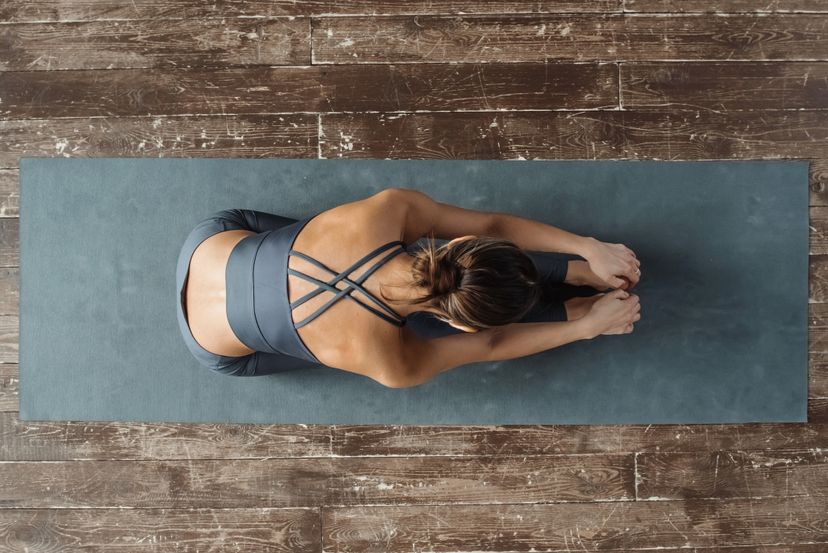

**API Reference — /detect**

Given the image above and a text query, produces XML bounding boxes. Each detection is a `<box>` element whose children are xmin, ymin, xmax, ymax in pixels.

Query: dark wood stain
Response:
<box><xmin>313</xmin><ymin>15</ymin><xmax>828</xmax><ymax>63</ymax></box>
<box><xmin>622</xmin><ymin>62</ymin><xmax>828</xmax><ymax>110</ymax></box>
<box><xmin>0</xmin><ymin>3</ymin><xmax>825</xmax><ymax>552</ymax></box>
<box><xmin>0</xmin><ymin>1</ymin><xmax>623</xmax><ymax>23</ymax></box>
<box><xmin>626</xmin><ymin>0</ymin><xmax>828</xmax><ymax>12</ymax></box>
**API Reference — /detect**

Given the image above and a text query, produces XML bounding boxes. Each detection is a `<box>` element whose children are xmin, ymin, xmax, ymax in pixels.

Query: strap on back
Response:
<box><xmin>288</xmin><ymin>240</ymin><xmax>407</xmax><ymax>329</ymax></box>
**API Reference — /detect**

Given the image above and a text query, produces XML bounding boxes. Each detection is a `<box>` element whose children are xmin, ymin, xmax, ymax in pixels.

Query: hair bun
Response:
<box><xmin>433</xmin><ymin>257</ymin><xmax>462</xmax><ymax>296</ymax></box>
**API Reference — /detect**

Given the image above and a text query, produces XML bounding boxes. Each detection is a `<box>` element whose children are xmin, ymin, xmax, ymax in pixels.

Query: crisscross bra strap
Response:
<box><xmin>288</xmin><ymin>240</ymin><xmax>408</xmax><ymax>329</ymax></box>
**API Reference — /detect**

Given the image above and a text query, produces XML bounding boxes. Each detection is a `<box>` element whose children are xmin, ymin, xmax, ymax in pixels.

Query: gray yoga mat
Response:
<box><xmin>18</xmin><ymin>158</ymin><xmax>809</xmax><ymax>425</ymax></box>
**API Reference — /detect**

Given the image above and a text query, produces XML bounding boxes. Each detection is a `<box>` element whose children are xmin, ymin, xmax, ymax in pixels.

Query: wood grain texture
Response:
<box><xmin>811</xmin><ymin>398</ymin><xmax>828</xmax><ymax>422</ymax></box>
<box><xmin>321</xmin><ymin>497</ymin><xmax>828</xmax><ymax>552</ymax></box>
<box><xmin>0</xmin><ymin>365</ymin><xmax>16</xmax><ymax>412</ymax></box>
<box><xmin>330</xmin><ymin>422</ymin><xmax>828</xmax><ymax>457</ymax></box>
<box><xmin>0</xmin><ymin>508</ymin><xmax>322</xmax><ymax>552</ymax></box>
<box><xmin>313</xmin><ymin>15</ymin><xmax>828</xmax><ymax>63</ymax></box>
<box><xmin>318</xmin><ymin>111</ymin><xmax>828</xmax><ymax>160</ymax></box>
<box><xmin>0</xmin><ymin>18</ymin><xmax>310</xmax><ymax>71</ymax></box>
<box><xmin>809</xmin><ymin>207</ymin><xmax>828</xmax><ymax>255</ymax></box>
<box><xmin>0</xmin><ymin>412</ymin><xmax>331</xmax><ymax>459</ymax></box>
<box><xmin>1</xmin><ymin>410</ymin><xmax>827</xmax><ymax>461</ymax></box>
<box><xmin>2</xmin><ymin>4</ymin><xmax>826</xmax><ymax>551</ymax></box>
<box><xmin>626</xmin><ymin>0</ymin><xmax>828</xmax><ymax>12</ymax></box>
<box><xmin>0</xmin><ymin>63</ymin><xmax>618</xmax><ymax>118</ymax></box>
<box><xmin>0</xmin><ymin>1</ymin><xmax>622</xmax><ymax>23</ymax></box>
<box><xmin>2</xmin><ymin>111</ymin><xmax>823</xmax><ymax>170</ymax></box>
<box><xmin>637</xmin><ymin>450</ymin><xmax>828</xmax><ymax>499</ymax></box>
<box><xmin>811</xmin><ymin>158</ymin><xmax>828</xmax><ymax>205</ymax></box>
<box><xmin>0</xmin><ymin>456</ymin><xmax>633</xmax><ymax>507</ymax></box>
<box><xmin>0</xmin><ymin>115</ymin><xmax>318</xmax><ymax>168</ymax></box>
<box><xmin>621</xmin><ymin>62</ymin><xmax>828</xmax><ymax>110</ymax></box>
<box><xmin>0</xmin><ymin>170</ymin><xmax>19</xmax><ymax>216</ymax></box>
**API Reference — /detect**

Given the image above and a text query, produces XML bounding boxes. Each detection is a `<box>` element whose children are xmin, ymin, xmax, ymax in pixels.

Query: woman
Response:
<box><xmin>176</xmin><ymin>188</ymin><xmax>641</xmax><ymax>387</ymax></box>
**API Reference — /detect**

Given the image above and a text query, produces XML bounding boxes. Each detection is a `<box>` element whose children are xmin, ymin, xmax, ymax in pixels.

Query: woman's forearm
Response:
<box><xmin>487</xmin><ymin>318</ymin><xmax>595</xmax><ymax>362</ymax></box>
<box><xmin>489</xmin><ymin>212</ymin><xmax>595</xmax><ymax>256</ymax></box>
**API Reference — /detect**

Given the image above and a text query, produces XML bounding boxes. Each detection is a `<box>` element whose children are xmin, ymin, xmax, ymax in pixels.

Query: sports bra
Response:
<box><xmin>223</xmin><ymin>211</ymin><xmax>408</xmax><ymax>366</ymax></box>
<box><xmin>288</xmin><ymin>240</ymin><xmax>408</xmax><ymax>329</ymax></box>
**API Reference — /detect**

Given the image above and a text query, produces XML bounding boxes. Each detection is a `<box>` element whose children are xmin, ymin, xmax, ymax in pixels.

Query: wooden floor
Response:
<box><xmin>1</xmin><ymin>1</ymin><xmax>827</xmax><ymax>551</ymax></box>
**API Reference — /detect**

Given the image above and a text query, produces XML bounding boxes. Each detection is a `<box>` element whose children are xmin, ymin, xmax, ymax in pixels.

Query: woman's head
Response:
<box><xmin>404</xmin><ymin>234</ymin><xmax>542</xmax><ymax>331</ymax></box>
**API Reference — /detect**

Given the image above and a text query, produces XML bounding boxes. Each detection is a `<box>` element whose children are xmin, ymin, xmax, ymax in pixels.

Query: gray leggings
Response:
<box><xmin>176</xmin><ymin>209</ymin><xmax>593</xmax><ymax>376</ymax></box>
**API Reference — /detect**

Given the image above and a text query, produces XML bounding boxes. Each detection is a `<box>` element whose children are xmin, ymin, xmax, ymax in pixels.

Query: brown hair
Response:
<box><xmin>383</xmin><ymin>234</ymin><xmax>542</xmax><ymax>330</ymax></box>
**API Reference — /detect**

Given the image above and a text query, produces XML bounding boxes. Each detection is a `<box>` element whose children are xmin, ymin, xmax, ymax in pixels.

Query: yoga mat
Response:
<box><xmin>18</xmin><ymin>158</ymin><xmax>809</xmax><ymax>425</ymax></box>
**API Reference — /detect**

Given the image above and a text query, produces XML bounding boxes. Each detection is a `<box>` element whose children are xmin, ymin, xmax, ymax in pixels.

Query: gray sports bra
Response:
<box><xmin>224</xmin><ymin>212</ymin><xmax>408</xmax><ymax>366</ymax></box>
<box><xmin>288</xmin><ymin>239</ymin><xmax>408</xmax><ymax>329</ymax></box>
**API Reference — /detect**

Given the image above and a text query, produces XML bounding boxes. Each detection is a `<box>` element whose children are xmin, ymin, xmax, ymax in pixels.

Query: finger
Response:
<box><xmin>611</xmin><ymin>276</ymin><xmax>628</xmax><ymax>289</ymax></box>
<box><xmin>626</xmin><ymin>324</ymin><xmax>633</xmax><ymax>333</ymax></box>
<box><xmin>633</xmin><ymin>313</ymin><xmax>641</xmax><ymax>321</ymax></box>
<box><xmin>618</xmin><ymin>268</ymin><xmax>638</xmax><ymax>290</ymax></box>
<box><xmin>624</xmin><ymin>265</ymin><xmax>641</xmax><ymax>287</ymax></box>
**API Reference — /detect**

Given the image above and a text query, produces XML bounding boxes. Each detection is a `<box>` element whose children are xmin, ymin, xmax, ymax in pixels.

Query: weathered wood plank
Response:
<box><xmin>319</xmin><ymin>111</ymin><xmax>828</xmax><ymax>159</ymax></box>
<box><xmin>637</xmin><ymin>450</ymin><xmax>828</xmax><ymax>500</ymax></box>
<box><xmin>0</xmin><ymin>455</ymin><xmax>633</xmax><ymax>507</ymax></box>
<box><xmin>0</xmin><ymin>171</ymin><xmax>18</xmax><ymax>216</ymax></box>
<box><xmin>0</xmin><ymin>404</ymin><xmax>825</xmax><ymax>457</ymax></box>
<box><xmin>621</xmin><ymin>62</ymin><xmax>828</xmax><ymax>110</ymax></box>
<box><xmin>808</xmin><ymin>304</ymin><xmax>828</xmax><ymax>356</ymax></box>
<box><xmin>0</xmin><ymin>18</ymin><xmax>310</xmax><ymax>71</ymax></box>
<box><xmin>1</xmin><ymin>111</ymin><xmax>822</xmax><ymax>168</ymax></box>
<box><xmin>0</xmin><ymin>507</ymin><xmax>322</xmax><ymax>552</ymax></box>
<box><xmin>0</xmin><ymin>68</ymin><xmax>323</xmax><ymax>116</ymax></box>
<box><xmin>332</xmin><ymin>422</ymin><xmax>827</xmax><ymax>457</ymax></box>
<box><xmin>810</xmin><ymin>397</ymin><xmax>828</xmax><ymax>422</ymax></box>
<box><xmin>0</xmin><ymin>115</ymin><xmax>318</xmax><ymax>169</ymax></box>
<box><xmin>0</xmin><ymin>0</ymin><xmax>621</xmax><ymax>23</ymax></box>
<box><xmin>811</xmin><ymin>352</ymin><xmax>828</xmax><ymax>397</ymax></box>
<box><xmin>321</xmin><ymin>496</ymin><xmax>828</xmax><ymax>552</ymax></box>
<box><xmin>811</xmin><ymin>256</ymin><xmax>828</xmax><ymax>303</ymax></box>
<box><xmin>313</xmin><ymin>15</ymin><xmax>828</xmax><ymax>64</ymax></box>
<box><xmin>811</xmin><ymin>158</ymin><xmax>828</xmax><ymax>206</ymax></box>
<box><xmin>0</xmin><ymin>219</ymin><xmax>16</xmax><ymax>266</ymax></box>
<box><xmin>0</xmin><ymin>266</ymin><xmax>17</xmax><ymax>311</ymax></box>
<box><xmin>0</xmin><ymin>365</ymin><xmax>16</xmax><ymax>412</ymax></box>
<box><xmin>626</xmin><ymin>0</ymin><xmax>828</xmax><ymax>13</ymax></box>
<box><xmin>810</xmin><ymin>206</ymin><xmax>828</xmax><ymax>255</ymax></box>
<box><xmin>0</xmin><ymin>63</ymin><xmax>618</xmax><ymax>118</ymax></box>
<box><xmin>0</xmin><ymin>412</ymin><xmax>331</xmax><ymax>459</ymax></box>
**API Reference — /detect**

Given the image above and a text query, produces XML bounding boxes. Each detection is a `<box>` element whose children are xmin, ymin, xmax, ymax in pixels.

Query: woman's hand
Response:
<box><xmin>581</xmin><ymin>289</ymin><xmax>641</xmax><ymax>338</ymax></box>
<box><xmin>581</xmin><ymin>238</ymin><xmax>641</xmax><ymax>290</ymax></box>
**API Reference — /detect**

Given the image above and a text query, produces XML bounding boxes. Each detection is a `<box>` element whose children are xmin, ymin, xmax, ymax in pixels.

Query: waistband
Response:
<box><xmin>224</xmin><ymin>218</ymin><xmax>319</xmax><ymax>363</ymax></box>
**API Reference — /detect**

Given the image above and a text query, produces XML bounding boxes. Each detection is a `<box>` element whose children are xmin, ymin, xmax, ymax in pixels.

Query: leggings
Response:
<box><xmin>176</xmin><ymin>209</ymin><xmax>594</xmax><ymax>376</ymax></box>
<box><xmin>176</xmin><ymin>209</ymin><xmax>315</xmax><ymax>377</ymax></box>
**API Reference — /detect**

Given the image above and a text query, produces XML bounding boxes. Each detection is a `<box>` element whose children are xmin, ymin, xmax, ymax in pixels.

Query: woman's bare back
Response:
<box><xmin>184</xmin><ymin>198</ymin><xmax>408</xmax><ymax>370</ymax></box>
<box><xmin>185</xmin><ymin>229</ymin><xmax>256</xmax><ymax>357</ymax></box>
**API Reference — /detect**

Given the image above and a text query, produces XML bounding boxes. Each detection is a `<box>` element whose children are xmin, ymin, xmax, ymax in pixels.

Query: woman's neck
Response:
<box><xmin>380</xmin><ymin>252</ymin><xmax>440</xmax><ymax>318</ymax></box>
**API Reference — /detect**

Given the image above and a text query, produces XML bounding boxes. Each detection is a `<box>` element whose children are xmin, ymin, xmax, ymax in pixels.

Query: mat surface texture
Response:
<box><xmin>18</xmin><ymin>158</ymin><xmax>809</xmax><ymax>424</ymax></box>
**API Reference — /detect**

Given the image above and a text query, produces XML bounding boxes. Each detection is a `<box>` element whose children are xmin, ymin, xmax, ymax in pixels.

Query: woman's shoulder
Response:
<box><xmin>299</xmin><ymin>191</ymin><xmax>408</xmax><ymax>248</ymax></box>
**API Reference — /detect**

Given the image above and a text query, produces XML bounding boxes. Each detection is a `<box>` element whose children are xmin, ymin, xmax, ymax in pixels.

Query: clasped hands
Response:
<box><xmin>567</xmin><ymin>237</ymin><xmax>641</xmax><ymax>337</ymax></box>
<box><xmin>579</xmin><ymin>237</ymin><xmax>641</xmax><ymax>291</ymax></box>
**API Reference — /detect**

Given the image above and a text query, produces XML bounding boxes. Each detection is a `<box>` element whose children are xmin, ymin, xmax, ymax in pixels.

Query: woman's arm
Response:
<box><xmin>383</xmin><ymin>187</ymin><xmax>595</xmax><ymax>257</ymax></box>
<box><xmin>382</xmin><ymin>187</ymin><xmax>639</xmax><ymax>289</ymax></box>
<box><xmin>391</xmin><ymin>318</ymin><xmax>595</xmax><ymax>388</ymax></box>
